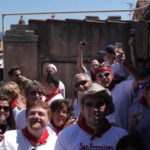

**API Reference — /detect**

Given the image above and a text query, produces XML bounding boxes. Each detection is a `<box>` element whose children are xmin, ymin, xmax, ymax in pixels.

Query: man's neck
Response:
<box><xmin>28</xmin><ymin>128</ymin><xmax>45</xmax><ymax>139</ymax></box>
<box><xmin>87</xmin><ymin>119</ymin><xmax>106</xmax><ymax>132</ymax></box>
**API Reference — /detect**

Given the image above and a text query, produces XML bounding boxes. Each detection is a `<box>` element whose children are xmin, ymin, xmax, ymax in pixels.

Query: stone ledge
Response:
<box><xmin>5</xmin><ymin>30</ymin><xmax>36</xmax><ymax>36</ymax></box>
<box><xmin>11</xmin><ymin>24</ymin><xmax>31</xmax><ymax>31</ymax></box>
<box><xmin>4</xmin><ymin>35</ymin><xmax>39</xmax><ymax>42</ymax></box>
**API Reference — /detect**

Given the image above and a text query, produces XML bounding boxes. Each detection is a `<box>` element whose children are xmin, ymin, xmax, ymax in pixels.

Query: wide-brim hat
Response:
<box><xmin>78</xmin><ymin>83</ymin><xmax>109</xmax><ymax>102</ymax></box>
<box><xmin>78</xmin><ymin>83</ymin><xmax>114</xmax><ymax>115</ymax></box>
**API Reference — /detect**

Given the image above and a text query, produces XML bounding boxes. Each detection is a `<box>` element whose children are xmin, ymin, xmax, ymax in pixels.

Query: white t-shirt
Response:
<box><xmin>16</xmin><ymin>108</ymin><xmax>26</xmax><ymax>129</ymax></box>
<box><xmin>13</xmin><ymin>107</ymin><xmax>22</xmax><ymax>121</ymax></box>
<box><xmin>72</xmin><ymin>97</ymin><xmax>80</xmax><ymax>119</ymax></box>
<box><xmin>59</xmin><ymin>81</ymin><xmax>65</xmax><ymax>98</ymax></box>
<box><xmin>107</xmin><ymin>80</ymin><xmax>134</xmax><ymax>130</ymax></box>
<box><xmin>3</xmin><ymin>129</ymin><xmax>57</xmax><ymax>150</ymax></box>
<box><xmin>54</xmin><ymin>123</ymin><xmax>127</xmax><ymax>150</ymax></box>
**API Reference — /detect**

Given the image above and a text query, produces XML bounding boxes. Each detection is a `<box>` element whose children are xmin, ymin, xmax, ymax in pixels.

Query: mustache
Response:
<box><xmin>30</xmin><ymin>118</ymin><xmax>42</xmax><ymax>124</ymax></box>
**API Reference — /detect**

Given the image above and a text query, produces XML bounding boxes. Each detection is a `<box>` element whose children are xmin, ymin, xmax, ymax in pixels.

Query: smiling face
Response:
<box><xmin>0</xmin><ymin>100</ymin><xmax>10</xmax><ymax>123</ymax></box>
<box><xmin>52</xmin><ymin>106</ymin><xmax>68</xmax><ymax>128</ymax></box>
<box><xmin>81</xmin><ymin>94</ymin><xmax>107</xmax><ymax>129</ymax></box>
<box><xmin>96</xmin><ymin>71</ymin><xmax>114</xmax><ymax>88</ymax></box>
<box><xmin>73</xmin><ymin>74</ymin><xmax>92</xmax><ymax>92</ymax></box>
<box><xmin>26</xmin><ymin>106</ymin><xmax>50</xmax><ymax>132</ymax></box>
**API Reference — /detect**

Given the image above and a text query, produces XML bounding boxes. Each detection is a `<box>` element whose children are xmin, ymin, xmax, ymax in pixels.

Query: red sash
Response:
<box><xmin>46</xmin><ymin>89</ymin><xmax>61</xmax><ymax>102</ymax></box>
<box><xmin>22</xmin><ymin>127</ymin><xmax>49</xmax><ymax>145</ymax></box>
<box><xmin>77</xmin><ymin>117</ymin><xmax>111</xmax><ymax>140</ymax></box>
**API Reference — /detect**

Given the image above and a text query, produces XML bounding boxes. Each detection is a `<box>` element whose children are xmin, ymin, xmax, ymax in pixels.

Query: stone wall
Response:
<box><xmin>3</xmin><ymin>19</ymin><xmax>149</xmax><ymax>97</ymax></box>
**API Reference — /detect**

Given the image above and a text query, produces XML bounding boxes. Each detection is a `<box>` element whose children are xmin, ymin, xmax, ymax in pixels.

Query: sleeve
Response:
<box><xmin>54</xmin><ymin>132</ymin><xmax>68</xmax><ymax>150</ymax></box>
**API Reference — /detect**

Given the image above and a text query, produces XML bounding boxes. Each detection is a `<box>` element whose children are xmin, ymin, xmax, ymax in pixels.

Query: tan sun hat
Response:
<box><xmin>78</xmin><ymin>83</ymin><xmax>114</xmax><ymax>115</ymax></box>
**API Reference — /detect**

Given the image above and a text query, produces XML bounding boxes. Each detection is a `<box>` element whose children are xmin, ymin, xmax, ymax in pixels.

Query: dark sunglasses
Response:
<box><xmin>74</xmin><ymin>80</ymin><xmax>87</xmax><ymax>88</ymax></box>
<box><xmin>97</xmin><ymin>72</ymin><xmax>110</xmax><ymax>78</ymax></box>
<box><xmin>29</xmin><ymin>91</ymin><xmax>43</xmax><ymax>96</ymax></box>
<box><xmin>84</xmin><ymin>101</ymin><xmax>105</xmax><ymax>108</ymax></box>
<box><xmin>137</xmin><ymin>81</ymin><xmax>150</xmax><ymax>89</ymax></box>
<box><xmin>0</xmin><ymin>106</ymin><xmax>10</xmax><ymax>112</ymax></box>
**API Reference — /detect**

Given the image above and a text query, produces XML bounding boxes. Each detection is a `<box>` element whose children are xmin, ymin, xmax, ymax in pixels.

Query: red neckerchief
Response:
<box><xmin>51</xmin><ymin>120</ymin><xmax>63</xmax><ymax>135</ymax></box>
<box><xmin>22</xmin><ymin>127</ymin><xmax>49</xmax><ymax>145</ymax></box>
<box><xmin>11</xmin><ymin>99</ymin><xmax>17</xmax><ymax>109</ymax></box>
<box><xmin>77</xmin><ymin>117</ymin><xmax>112</xmax><ymax>140</ymax></box>
<box><xmin>46</xmin><ymin>89</ymin><xmax>61</xmax><ymax>102</ymax></box>
<box><xmin>139</xmin><ymin>96</ymin><xmax>148</xmax><ymax>107</ymax></box>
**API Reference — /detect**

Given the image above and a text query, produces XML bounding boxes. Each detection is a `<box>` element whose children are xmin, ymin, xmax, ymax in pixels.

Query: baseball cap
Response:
<box><xmin>99</xmin><ymin>44</ymin><xmax>116</xmax><ymax>55</ymax></box>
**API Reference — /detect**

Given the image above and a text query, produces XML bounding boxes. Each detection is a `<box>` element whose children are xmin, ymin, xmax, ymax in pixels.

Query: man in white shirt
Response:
<box><xmin>96</xmin><ymin>65</ymin><xmax>136</xmax><ymax>130</ymax></box>
<box><xmin>4</xmin><ymin>101</ymin><xmax>57</xmax><ymax>150</ymax></box>
<box><xmin>55</xmin><ymin>83</ymin><xmax>127</xmax><ymax>150</ymax></box>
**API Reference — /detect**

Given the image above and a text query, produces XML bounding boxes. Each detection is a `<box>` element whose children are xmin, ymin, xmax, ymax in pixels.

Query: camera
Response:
<box><xmin>81</xmin><ymin>40</ymin><xmax>87</xmax><ymax>46</ymax></box>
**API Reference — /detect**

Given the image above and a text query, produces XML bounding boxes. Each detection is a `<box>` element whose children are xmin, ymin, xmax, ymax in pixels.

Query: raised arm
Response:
<box><xmin>77</xmin><ymin>41</ymin><xmax>87</xmax><ymax>73</ymax></box>
<box><xmin>128</xmin><ymin>35</ymin><xmax>138</xmax><ymax>68</ymax></box>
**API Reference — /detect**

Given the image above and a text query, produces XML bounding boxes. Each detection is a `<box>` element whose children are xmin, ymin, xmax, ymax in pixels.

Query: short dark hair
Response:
<box><xmin>50</xmin><ymin>99</ymin><xmax>71</xmax><ymax>118</ymax></box>
<box><xmin>46</xmin><ymin>73</ymin><xmax>59</xmax><ymax>88</ymax></box>
<box><xmin>8</xmin><ymin>67</ymin><xmax>20</xmax><ymax>77</ymax></box>
<box><xmin>50</xmin><ymin>99</ymin><xmax>68</xmax><ymax>112</ymax></box>
<box><xmin>137</xmin><ymin>68</ymin><xmax>150</xmax><ymax>80</ymax></box>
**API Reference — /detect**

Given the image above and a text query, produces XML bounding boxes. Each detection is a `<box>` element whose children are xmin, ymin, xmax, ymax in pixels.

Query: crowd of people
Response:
<box><xmin>0</xmin><ymin>36</ymin><xmax>149</xmax><ymax>150</ymax></box>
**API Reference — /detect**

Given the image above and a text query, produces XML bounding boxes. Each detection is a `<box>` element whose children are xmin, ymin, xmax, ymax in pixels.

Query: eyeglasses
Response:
<box><xmin>0</xmin><ymin>106</ymin><xmax>10</xmax><ymax>112</ymax></box>
<box><xmin>29</xmin><ymin>91</ymin><xmax>43</xmax><ymax>96</ymax></box>
<box><xmin>137</xmin><ymin>81</ymin><xmax>150</xmax><ymax>89</ymax></box>
<box><xmin>74</xmin><ymin>80</ymin><xmax>87</xmax><ymax>88</ymax></box>
<box><xmin>84</xmin><ymin>101</ymin><xmax>105</xmax><ymax>108</ymax></box>
<box><xmin>97</xmin><ymin>72</ymin><xmax>110</xmax><ymax>78</ymax></box>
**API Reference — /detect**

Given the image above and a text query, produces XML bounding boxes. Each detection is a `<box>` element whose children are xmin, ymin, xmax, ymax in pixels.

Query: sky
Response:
<box><xmin>0</xmin><ymin>0</ymin><xmax>137</xmax><ymax>33</ymax></box>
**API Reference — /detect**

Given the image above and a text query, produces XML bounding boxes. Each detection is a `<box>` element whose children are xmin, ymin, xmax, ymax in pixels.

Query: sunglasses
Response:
<box><xmin>137</xmin><ymin>81</ymin><xmax>150</xmax><ymax>89</ymax></box>
<box><xmin>29</xmin><ymin>91</ymin><xmax>43</xmax><ymax>96</ymax></box>
<box><xmin>74</xmin><ymin>80</ymin><xmax>87</xmax><ymax>88</ymax></box>
<box><xmin>84</xmin><ymin>101</ymin><xmax>105</xmax><ymax>108</ymax></box>
<box><xmin>97</xmin><ymin>72</ymin><xmax>110</xmax><ymax>78</ymax></box>
<box><xmin>0</xmin><ymin>106</ymin><xmax>10</xmax><ymax>112</ymax></box>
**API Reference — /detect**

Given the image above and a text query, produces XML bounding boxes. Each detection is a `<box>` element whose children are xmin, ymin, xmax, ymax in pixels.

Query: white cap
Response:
<box><xmin>46</xmin><ymin>64</ymin><xmax>57</xmax><ymax>72</ymax></box>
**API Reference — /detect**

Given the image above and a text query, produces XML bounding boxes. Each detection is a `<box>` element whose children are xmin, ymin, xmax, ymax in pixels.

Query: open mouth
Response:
<box><xmin>30</xmin><ymin>119</ymin><xmax>42</xmax><ymax>129</ymax></box>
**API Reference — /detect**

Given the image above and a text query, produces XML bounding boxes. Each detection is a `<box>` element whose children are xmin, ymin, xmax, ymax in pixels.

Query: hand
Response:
<box><xmin>16</xmin><ymin>95</ymin><xmax>26</xmax><ymax>110</ymax></box>
<box><xmin>128</xmin><ymin>113</ymin><xmax>143</xmax><ymax>132</ymax></box>
<box><xmin>78</xmin><ymin>40</ymin><xmax>87</xmax><ymax>51</ymax></box>
<box><xmin>63</xmin><ymin>118</ymin><xmax>76</xmax><ymax>129</ymax></box>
